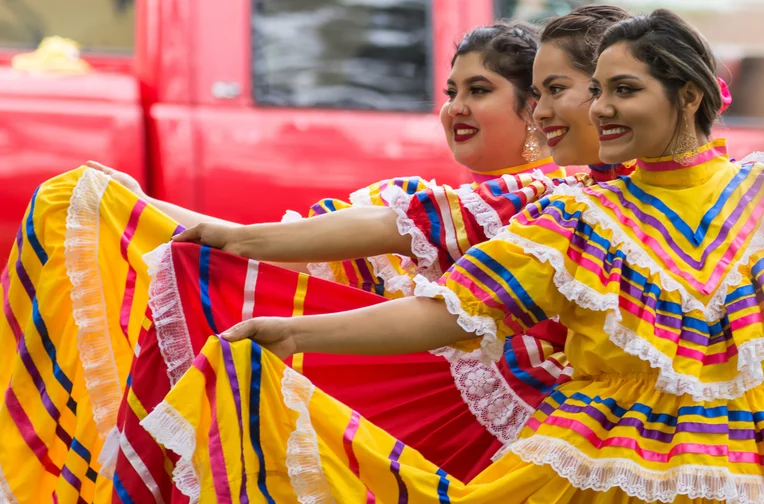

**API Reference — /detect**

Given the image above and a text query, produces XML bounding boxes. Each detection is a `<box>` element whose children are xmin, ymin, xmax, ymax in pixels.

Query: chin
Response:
<box><xmin>599</xmin><ymin>148</ymin><xmax>633</xmax><ymax>165</ymax></box>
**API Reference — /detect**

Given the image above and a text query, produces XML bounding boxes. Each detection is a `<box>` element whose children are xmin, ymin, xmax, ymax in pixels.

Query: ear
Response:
<box><xmin>679</xmin><ymin>82</ymin><xmax>704</xmax><ymax>116</ymax></box>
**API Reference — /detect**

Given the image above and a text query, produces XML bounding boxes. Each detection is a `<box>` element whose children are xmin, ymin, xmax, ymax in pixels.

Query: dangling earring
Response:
<box><xmin>672</xmin><ymin>114</ymin><xmax>699</xmax><ymax>167</ymax></box>
<box><xmin>522</xmin><ymin>122</ymin><xmax>542</xmax><ymax>163</ymax></box>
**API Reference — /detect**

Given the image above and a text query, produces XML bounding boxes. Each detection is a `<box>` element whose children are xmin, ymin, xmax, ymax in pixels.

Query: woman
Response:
<box><xmin>154</xmin><ymin>8</ymin><xmax>763</xmax><ymax>503</ymax></box>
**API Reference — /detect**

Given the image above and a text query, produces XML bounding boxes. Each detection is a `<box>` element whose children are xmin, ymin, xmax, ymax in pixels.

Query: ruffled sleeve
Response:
<box><xmin>416</xmin><ymin>190</ymin><xmax>609</xmax><ymax>364</ymax></box>
<box><xmin>385</xmin><ymin>172</ymin><xmax>592</xmax><ymax>283</ymax></box>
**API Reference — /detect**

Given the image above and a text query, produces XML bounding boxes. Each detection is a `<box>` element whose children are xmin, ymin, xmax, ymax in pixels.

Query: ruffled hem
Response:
<box><xmin>305</xmin><ymin>261</ymin><xmax>337</xmax><ymax>283</ymax></box>
<box><xmin>64</xmin><ymin>168</ymin><xmax>125</xmax><ymax>440</ymax></box>
<box><xmin>95</xmin><ymin>426</ymin><xmax>120</xmax><ymax>478</ymax></box>
<box><xmin>430</xmin><ymin>346</ymin><xmax>533</xmax><ymax>447</ymax></box>
<box><xmin>454</xmin><ymin>186</ymin><xmax>503</xmax><ymax>239</ymax></box>
<box><xmin>144</xmin><ymin>243</ymin><xmax>195</xmax><ymax>387</ymax></box>
<box><xmin>281</xmin><ymin>367</ymin><xmax>334</xmax><ymax>503</ymax></box>
<box><xmin>140</xmin><ymin>401</ymin><xmax>201</xmax><ymax>503</ymax></box>
<box><xmin>511</xmin><ymin>434</ymin><xmax>764</xmax><ymax>504</ymax></box>
<box><xmin>413</xmin><ymin>275</ymin><xmax>502</xmax><ymax>364</ymax></box>
<box><xmin>366</xmin><ymin>254</ymin><xmax>414</xmax><ymax>296</ymax></box>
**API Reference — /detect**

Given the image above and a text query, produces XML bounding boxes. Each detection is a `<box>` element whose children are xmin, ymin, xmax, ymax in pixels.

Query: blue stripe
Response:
<box><xmin>417</xmin><ymin>192</ymin><xmax>442</xmax><ymax>251</ymax></box>
<box><xmin>249</xmin><ymin>342</ymin><xmax>276</xmax><ymax>504</ymax></box>
<box><xmin>112</xmin><ymin>473</ymin><xmax>135</xmax><ymax>504</ymax></box>
<box><xmin>503</xmin><ymin>342</ymin><xmax>552</xmax><ymax>394</ymax></box>
<box><xmin>502</xmin><ymin>192</ymin><xmax>523</xmax><ymax>214</ymax></box>
<box><xmin>33</xmin><ymin>298</ymin><xmax>74</xmax><ymax>398</ymax></box>
<box><xmin>620</xmin><ymin>162</ymin><xmax>751</xmax><ymax>245</ymax></box>
<box><xmin>405</xmin><ymin>178</ymin><xmax>422</xmax><ymax>195</ymax></box>
<box><xmin>324</xmin><ymin>199</ymin><xmax>337</xmax><ymax>212</ymax></box>
<box><xmin>70</xmin><ymin>438</ymin><xmax>92</xmax><ymax>463</ymax></box>
<box><xmin>752</xmin><ymin>258</ymin><xmax>764</xmax><ymax>279</ymax></box>
<box><xmin>435</xmin><ymin>468</ymin><xmax>451</xmax><ymax>503</ymax></box>
<box><xmin>26</xmin><ymin>187</ymin><xmax>49</xmax><ymax>265</ymax></box>
<box><xmin>487</xmin><ymin>179</ymin><xmax>503</xmax><ymax>197</ymax></box>
<box><xmin>199</xmin><ymin>246</ymin><xmax>218</xmax><ymax>334</ymax></box>
<box><xmin>470</xmin><ymin>248</ymin><xmax>547</xmax><ymax>324</ymax></box>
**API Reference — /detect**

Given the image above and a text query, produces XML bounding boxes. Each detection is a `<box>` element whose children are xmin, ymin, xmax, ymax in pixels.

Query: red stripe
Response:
<box><xmin>342</xmin><ymin>411</ymin><xmax>376</xmax><ymax>503</ymax></box>
<box><xmin>1</xmin><ymin>267</ymin><xmax>22</xmax><ymax>344</ymax></box>
<box><xmin>119</xmin><ymin>200</ymin><xmax>148</xmax><ymax>343</ymax></box>
<box><xmin>5</xmin><ymin>386</ymin><xmax>60</xmax><ymax>476</ymax></box>
<box><xmin>195</xmin><ymin>354</ymin><xmax>233</xmax><ymax>502</ymax></box>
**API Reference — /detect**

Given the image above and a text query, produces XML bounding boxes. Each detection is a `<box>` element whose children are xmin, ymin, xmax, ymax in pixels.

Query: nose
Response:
<box><xmin>589</xmin><ymin>93</ymin><xmax>615</xmax><ymax>124</ymax></box>
<box><xmin>533</xmin><ymin>94</ymin><xmax>552</xmax><ymax>125</ymax></box>
<box><xmin>448</xmin><ymin>94</ymin><xmax>469</xmax><ymax>118</ymax></box>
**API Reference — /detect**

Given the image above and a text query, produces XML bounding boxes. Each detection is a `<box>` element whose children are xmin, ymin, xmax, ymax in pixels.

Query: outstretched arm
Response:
<box><xmin>220</xmin><ymin>296</ymin><xmax>467</xmax><ymax>359</ymax></box>
<box><xmin>173</xmin><ymin>206</ymin><xmax>412</xmax><ymax>262</ymax></box>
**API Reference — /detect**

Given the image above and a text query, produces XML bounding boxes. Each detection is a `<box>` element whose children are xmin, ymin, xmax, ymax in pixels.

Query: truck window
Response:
<box><xmin>0</xmin><ymin>0</ymin><xmax>133</xmax><ymax>52</ymax></box>
<box><xmin>251</xmin><ymin>0</ymin><xmax>432</xmax><ymax>112</ymax></box>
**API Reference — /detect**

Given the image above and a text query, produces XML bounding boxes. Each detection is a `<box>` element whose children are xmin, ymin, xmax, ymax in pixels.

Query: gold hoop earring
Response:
<box><xmin>672</xmin><ymin>115</ymin><xmax>699</xmax><ymax>167</ymax></box>
<box><xmin>522</xmin><ymin>122</ymin><xmax>542</xmax><ymax>163</ymax></box>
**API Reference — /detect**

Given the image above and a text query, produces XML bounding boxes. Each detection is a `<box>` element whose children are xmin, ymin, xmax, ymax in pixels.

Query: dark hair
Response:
<box><xmin>541</xmin><ymin>5</ymin><xmax>630</xmax><ymax>76</ymax></box>
<box><xmin>597</xmin><ymin>9</ymin><xmax>721</xmax><ymax>136</ymax></box>
<box><xmin>451</xmin><ymin>20</ymin><xmax>540</xmax><ymax>114</ymax></box>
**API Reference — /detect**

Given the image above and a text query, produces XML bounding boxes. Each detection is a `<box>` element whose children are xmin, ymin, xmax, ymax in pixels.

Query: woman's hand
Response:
<box><xmin>172</xmin><ymin>222</ymin><xmax>243</xmax><ymax>254</ymax></box>
<box><xmin>220</xmin><ymin>317</ymin><xmax>297</xmax><ymax>360</ymax></box>
<box><xmin>86</xmin><ymin>161</ymin><xmax>148</xmax><ymax>199</ymax></box>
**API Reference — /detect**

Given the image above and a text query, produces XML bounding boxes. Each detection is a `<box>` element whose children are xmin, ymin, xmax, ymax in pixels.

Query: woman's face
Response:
<box><xmin>440</xmin><ymin>52</ymin><xmax>528</xmax><ymax>172</ymax></box>
<box><xmin>531</xmin><ymin>41</ymin><xmax>601</xmax><ymax>166</ymax></box>
<box><xmin>590</xmin><ymin>42</ymin><xmax>681</xmax><ymax>163</ymax></box>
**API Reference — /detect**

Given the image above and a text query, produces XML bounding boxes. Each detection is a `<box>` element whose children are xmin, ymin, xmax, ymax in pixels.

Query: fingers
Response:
<box><xmin>85</xmin><ymin>161</ymin><xmax>111</xmax><ymax>173</ymax></box>
<box><xmin>220</xmin><ymin>319</ymin><xmax>258</xmax><ymax>342</ymax></box>
<box><xmin>172</xmin><ymin>225</ymin><xmax>204</xmax><ymax>243</ymax></box>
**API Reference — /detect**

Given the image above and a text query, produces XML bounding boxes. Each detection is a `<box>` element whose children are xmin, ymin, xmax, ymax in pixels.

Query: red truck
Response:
<box><xmin>0</xmin><ymin>0</ymin><xmax>762</xmax><ymax>258</ymax></box>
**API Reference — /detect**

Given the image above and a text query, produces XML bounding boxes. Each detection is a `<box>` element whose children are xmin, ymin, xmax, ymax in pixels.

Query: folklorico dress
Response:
<box><xmin>143</xmin><ymin>139</ymin><xmax>764</xmax><ymax>503</ymax></box>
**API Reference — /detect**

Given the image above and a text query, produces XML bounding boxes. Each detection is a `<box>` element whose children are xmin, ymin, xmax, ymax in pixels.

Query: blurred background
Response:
<box><xmin>0</xmin><ymin>0</ymin><xmax>762</xmax><ymax>258</ymax></box>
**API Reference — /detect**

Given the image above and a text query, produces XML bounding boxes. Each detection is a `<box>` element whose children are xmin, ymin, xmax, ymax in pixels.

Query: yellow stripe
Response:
<box><xmin>127</xmin><ymin>389</ymin><xmax>149</xmax><ymax>420</ymax></box>
<box><xmin>292</xmin><ymin>353</ymin><xmax>305</xmax><ymax>374</ymax></box>
<box><xmin>445</xmin><ymin>188</ymin><xmax>472</xmax><ymax>255</ymax></box>
<box><xmin>292</xmin><ymin>274</ymin><xmax>309</xmax><ymax>317</ymax></box>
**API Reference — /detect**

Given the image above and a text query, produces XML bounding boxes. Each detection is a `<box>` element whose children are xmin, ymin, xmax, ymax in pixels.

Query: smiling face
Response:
<box><xmin>440</xmin><ymin>52</ymin><xmax>529</xmax><ymax>172</ymax></box>
<box><xmin>589</xmin><ymin>42</ymin><xmax>682</xmax><ymax>163</ymax></box>
<box><xmin>531</xmin><ymin>41</ymin><xmax>602</xmax><ymax>166</ymax></box>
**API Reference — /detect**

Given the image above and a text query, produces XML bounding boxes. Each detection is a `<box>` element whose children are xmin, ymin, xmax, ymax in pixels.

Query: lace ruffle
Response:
<box><xmin>455</xmin><ymin>186</ymin><xmax>503</xmax><ymax>239</ymax></box>
<box><xmin>413</xmin><ymin>275</ymin><xmax>502</xmax><ymax>364</ymax></box>
<box><xmin>64</xmin><ymin>168</ymin><xmax>125</xmax><ymax>441</ymax></box>
<box><xmin>511</xmin><ymin>434</ymin><xmax>764</xmax><ymax>504</ymax></box>
<box><xmin>95</xmin><ymin>426</ymin><xmax>121</xmax><ymax>478</ymax></box>
<box><xmin>432</xmin><ymin>347</ymin><xmax>533</xmax><ymax>447</ymax></box>
<box><xmin>140</xmin><ymin>400</ymin><xmax>201</xmax><ymax>503</ymax></box>
<box><xmin>144</xmin><ymin>243</ymin><xmax>195</xmax><ymax>387</ymax></box>
<box><xmin>0</xmin><ymin>461</ymin><xmax>17</xmax><ymax>504</ymax></box>
<box><xmin>305</xmin><ymin>262</ymin><xmax>337</xmax><ymax>283</ymax></box>
<box><xmin>281</xmin><ymin>367</ymin><xmax>334</xmax><ymax>503</ymax></box>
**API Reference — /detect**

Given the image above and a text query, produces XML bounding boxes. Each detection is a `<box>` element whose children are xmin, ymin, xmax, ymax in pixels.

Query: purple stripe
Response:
<box><xmin>570</xmin><ymin>233</ymin><xmax>625</xmax><ymax>277</ymax></box>
<box><xmin>539</xmin><ymin>402</ymin><xmax>556</xmax><ymax>416</ymax></box>
<box><xmin>354</xmin><ymin>258</ymin><xmax>375</xmax><ymax>284</ymax></box>
<box><xmin>310</xmin><ymin>203</ymin><xmax>328</xmax><ymax>216</ymax></box>
<box><xmin>15</xmin><ymin>229</ymin><xmax>36</xmax><ymax>301</ymax></box>
<box><xmin>172</xmin><ymin>224</ymin><xmax>185</xmax><ymax>236</ymax></box>
<box><xmin>728</xmin><ymin>296</ymin><xmax>759</xmax><ymax>314</ymax></box>
<box><xmin>597</xmin><ymin>174</ymin><xmax>764</xmax><ymax>271</ymax></box>
<box><xmin>61</xmin><ymin>465</ymin><xmax>82</xmax><ymax>493</ymax></box>
<box><xmin>558</xmin><ymin>403</ymin><xmax>762</xmax><ymax>443</ymax></box>
<box><xmin>458</xmin><ymin>258</ymin><xmax>536</xmax><ymax>328</ymax></box>
<box><xmin>220</xmin><ymin>339</ymin><xmax>249</xmax><ymax>504</ymax></box>
<box><xmin>542</xmin><ymin>205</ymin><xmax>580</xmax><ymax>231</ymax></box>
<box><xmin>388</xmin><ymin>441</ymin><xmax>408</xmax><ymax>504</ymax></box>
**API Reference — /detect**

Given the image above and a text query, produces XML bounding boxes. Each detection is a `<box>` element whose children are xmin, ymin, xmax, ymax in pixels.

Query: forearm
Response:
<box><xmin>292</xmin><ymin>297</ymin><xmax>468</xmax><ymax>355</ymax></box>
<box><xmin>146</xmin><ymin>196</ymin><xmax>239</xmax><ymax>228</ymax></box>
<box><xmin>231</xmin><ymin>206</ymin><xmax>412</xmax><ymax>262</ymax></box>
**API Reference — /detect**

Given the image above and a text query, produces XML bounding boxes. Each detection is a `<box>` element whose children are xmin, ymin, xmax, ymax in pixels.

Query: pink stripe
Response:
<box><xmin>730</xmin><ymin>312</ymin><xmax>764</xmax><ymax>332</ymax></box>
<box><xmin>637</xmin><ymin>145</ymin><xmax>727</xmax><ymax>172</ymax></box>
<box><xmin>565</xmin><ymin>247</ymin><xmax>619</xmax><ymax>286</ymax></box>
<box><xmin>196</xmin><ymin>355</ymin><xmax>233</xmax><ymax>502</ymax></box>
<box><xmin>343</xmin><ymin>411</ymin><xmax>376</xmax><ymax>503</ymax></box>
<box><xmin>119</xmin><ymin>200</ymin><xmax>147</xmax><ymax>343</ymax></box>
<box><xmin>1</xmin><ymin>267</ymin><xmax>22</xmax><ymax>344</ymax></box>
<box><xmin>448</xmin><ymin>270</ymin><xmax>525</xmax><ymax>334</ymax></box>
<box><xmin>675</xmin><ymin>345</ymin><xmax>734</xmax><ymax>365</ymax></box>
<box><xmin>541</xmin><ymin>415</ymin><xmax>763</xmax><ymax>464</ymax></box>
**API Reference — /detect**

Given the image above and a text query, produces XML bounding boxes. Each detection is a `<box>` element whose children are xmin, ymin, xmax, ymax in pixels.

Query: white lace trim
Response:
<box><xmin>413</xmin><ymin>275</ymin><xmax>501</xmax><ymax>364</ymax></box>
<box><xmin>0</xmin><ymin>460</ymin><xmax>18</xmax><ymax>504</ymax></box>
<box><xmin>494</xmin><ymin>229</ymin><xmax>620</xmax><ymax>312</ymax></box>
<box><xmin>739</xmin><ymin>152</ymin><xmax>764</xmax><ymax>166</ymax></box>
<box><xmin>281</xmin><ymin>209</ymin><xmax>304</xmax><ymax>223</ymax></box>
<box><xmin>380</xmin><ymin>185</ymin><xmax>440</xmax><ymax>271</ymax></box>
<box><xmin>144</xmin><ymin>243</ymin><xmax>195</xmax><ymax>387</ymax></box>
<box><xmin>140</xmin><ymin>400</ymin><xmax>201</xmax><ymax>503</ymax></box>
<box><xmin>552</xmin><ymin>183</ymin><xmax>764</xmax><ymax>320</ymax></box>
<box><xmin>511</xmin><ymin>434</ymin><xmax>764</xmax><ymax>504</ymax></box>
<box><xmin>306</xmin><ymin>262</ymin><xmax>337</xmax><ymax>283</ymax></box>
<box><xmin>281</xmin><ymin>367</ymin><xmax>335</xmax><ymax>504</ymax></box>
<box><xmin>454</xmin><ymin>186</ymin><xmax>503</xmax><ymax>239</ymax></box>
<box><xmin>434</xmin><ymin>347</ymin><xmax>534</xmax><ymax>447</ymax></box>
<box><xmin>366</xmin><ymin>254</ymin><xmax>414</xmax><ymax>296</ymax></box>
<box><xmin>64</xmin><ymin>168</ymin><xmax>124</xmax><ymax>440</ymax></box>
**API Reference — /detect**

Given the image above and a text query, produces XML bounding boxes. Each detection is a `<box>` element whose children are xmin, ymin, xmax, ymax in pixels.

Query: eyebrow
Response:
<box><xmin>608</xmin><ymin>74</ymin><xmax>642</xmax><ymax>83</ymax></box>
<box><xmin>541</xmin><ymin>74</ymin><xmax>572</xmax><ymax>87</ymax></box>
<box><xmin>447</xmin><ymin>75</ymin><xmax>493</xmax><ymax>86</ymax></box>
